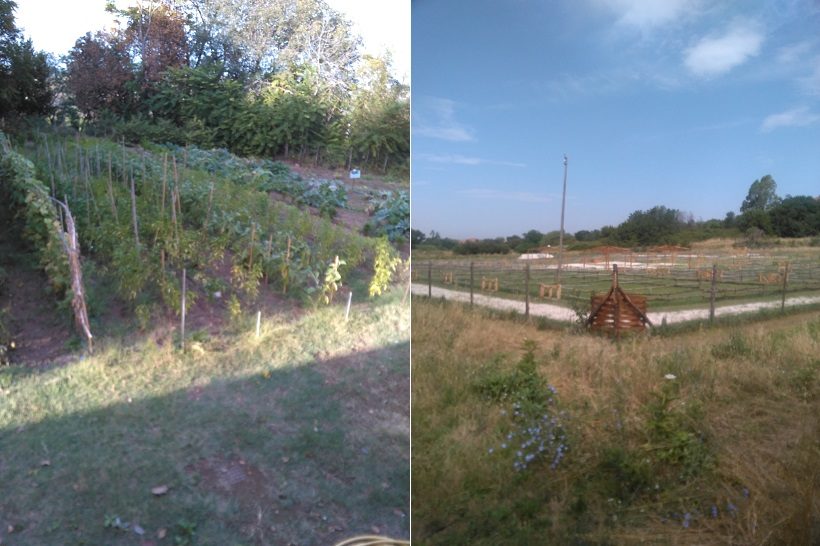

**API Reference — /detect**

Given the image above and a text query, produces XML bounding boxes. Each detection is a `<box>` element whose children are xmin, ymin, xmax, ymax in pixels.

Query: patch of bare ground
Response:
<box><xmin>144</xmin><ymin>251</ymin><xmax>302</xmax><ymax>348</ymax></box>
<box><xmin>1</xmin><ymin>263</ymin><xmax>73</xmax><ymax>366</ymax></box>
<box><xmin>186</xmin><ymin>455</ymin><xmax>356</xmax><ymax>546</ymax></box>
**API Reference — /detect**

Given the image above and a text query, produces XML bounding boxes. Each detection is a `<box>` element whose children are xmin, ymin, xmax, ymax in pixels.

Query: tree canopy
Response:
<box><xmin>0</xmin><ymin>0</ymin><xmax>51</xmax><ymax>118</ymax></box>
<box><xmin>0</xmin><ymin>0</ymin><xmax>409</xmax><ymax>175</ymax></box>
<box><xmin>740</xmin><ymin>175</ymin><xmax>781</xmax><ymax>213</ymax></box>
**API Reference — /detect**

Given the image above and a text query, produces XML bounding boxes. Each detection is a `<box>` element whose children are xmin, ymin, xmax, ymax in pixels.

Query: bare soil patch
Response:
<box><xmin>1</xmin><ymin>263</ymin><xmax>72</xmax><ymax>365</ymax></box>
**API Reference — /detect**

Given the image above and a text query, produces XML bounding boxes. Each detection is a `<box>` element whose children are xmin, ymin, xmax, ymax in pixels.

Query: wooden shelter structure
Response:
<box><xmin>587</xmin><ymin>265</ymin><xmax>652</xmax><ymax>336</ymax></box>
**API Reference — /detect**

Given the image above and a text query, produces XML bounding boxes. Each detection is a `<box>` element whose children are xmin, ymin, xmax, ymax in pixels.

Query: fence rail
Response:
<box><xmin>413</xmin><ymin>256</ymin><xmax>820</xmax><ymax>318</ymax></box>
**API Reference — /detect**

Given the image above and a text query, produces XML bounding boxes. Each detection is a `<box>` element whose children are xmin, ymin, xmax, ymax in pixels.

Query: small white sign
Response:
<box><xmin>349</xmin><ymin>169</ymin><xmax>361</xmax><ymax>179</ymax></box>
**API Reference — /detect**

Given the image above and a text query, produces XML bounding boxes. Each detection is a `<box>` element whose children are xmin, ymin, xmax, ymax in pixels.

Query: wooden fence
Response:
<box><xmin>413</xmin><ymin>257</ymin><xmax>820</xmax><ymax>319</ymax></box>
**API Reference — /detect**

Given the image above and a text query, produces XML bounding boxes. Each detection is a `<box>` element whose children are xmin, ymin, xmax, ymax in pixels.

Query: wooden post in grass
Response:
<box><xmin>781</xmin><ymin>261</ymin><xmax>790</xmax><ymax>312</ymax></box>
<box><xmin>709</xmin><ymin>263</ymin><xmax>717</xmax><ymax>323</ymax></box>
<box><xmin>428</xmin><ymin>262</ymin><xmax>432</xmax><ymax>298</ymax></box>
<box><xmin>525</xmin><ymin>263</ymin><xmax>530</xmax><ymax>318</ymax></box>
<box><xmin>345</xmin><ymin>291</ymin><xmax>353</xmax><ymax>321</ymax></box>
<box><xmin>181</xmin><ymin>268</ymin><xmax>187</xmax><ymax>352</ymax></box>
<box><xmin>470</xmin><ymin>261</ymin><xmax>474</xmax><ymax>308</ymax></box>
<box><xmin>256</xmin><ymin>311</ymin><xmax>261</xmax><ymax>337</ymax></box>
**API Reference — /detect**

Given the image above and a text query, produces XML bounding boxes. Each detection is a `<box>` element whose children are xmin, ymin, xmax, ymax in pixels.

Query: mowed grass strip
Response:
<box><xmin>0</xmin><ymin>290</ymin><xmax>409</xmax><ymax>546</ymax></box>
<box><xmin>411</xmin><ymin>297</ymin><xmax>819</xmax><ymax>545</ymax></box>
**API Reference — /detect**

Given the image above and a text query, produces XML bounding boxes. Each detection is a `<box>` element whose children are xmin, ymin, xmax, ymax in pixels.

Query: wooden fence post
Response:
<box><xmin>781</xmin><ymin>261</ymin><xmax>789</xmax><ymax>312</ymax></box>
<box><xmin>470</xmin><ymin>261</ymin><xmax>474</xmax><ymax>308</ymax></box>
<box><xmin>525</xmin><ymin>263</ymin><xmax>530</xmax><ymax>318</ymax></box>
<box><xmin>427</xmin><ymin>262</ymin><xmax>432</xmax><ymax>298</ymax></box>
<box><xmin>709</xmin><ymin>263</ymin><xmax>717</xmax><ymax>323</ymax></box>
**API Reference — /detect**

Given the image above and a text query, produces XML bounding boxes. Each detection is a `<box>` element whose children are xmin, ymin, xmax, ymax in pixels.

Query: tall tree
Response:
<box><xmin>348</xmin><ymin>54</ymin><xmax>409</xmax><ymax>171</ymax></box>
<box><xmin>769</xmin><ymin>195</ymin><xmax>820</xmax><ymax>237</ymax></box>
<box><xmin>615</xmin><ymin>205</ymin><xmax>683</xmax><ymax>245</ymax></box>
<box><xmin>119</xmin><ymin>2</ymin><xmax>189</xmax><ymax>86</ymax></box>
<box><xmin>740</xmin><ymin>175</ymin><xmax>781</xmax><ymax>213</ymax></box>
<box><xmin>180</xmin><ymin>0</ymin><xmax>359</xmax><ymax>89</ymax></box>
<box><xmin>0</xmin><ymin>0</ymin><xmax>51</xmax><ymax>118</ymax></box>
<box><xmin>66</xmin><ymin>32</ymin><xmax>135</xmax><ymax>119</ymax></box>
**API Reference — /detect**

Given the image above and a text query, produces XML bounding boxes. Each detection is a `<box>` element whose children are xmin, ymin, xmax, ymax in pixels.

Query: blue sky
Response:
<box><xmin>411</xmin><ymin>0</ymin><xmax>820</xmax><ymax>239</ymax></box>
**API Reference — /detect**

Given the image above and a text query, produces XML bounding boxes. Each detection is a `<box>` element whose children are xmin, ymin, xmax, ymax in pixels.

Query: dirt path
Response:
<box><xmin>411</xmin><ymin>284</ymin><xmax>820</xmax><ymax>325</ymax></box>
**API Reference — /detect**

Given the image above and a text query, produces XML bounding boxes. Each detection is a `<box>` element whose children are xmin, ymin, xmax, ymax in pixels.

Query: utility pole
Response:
<box><xmin>555</xmin><ymin>154</ymin><xmax>568</xmax><ymax>283</ymax></box>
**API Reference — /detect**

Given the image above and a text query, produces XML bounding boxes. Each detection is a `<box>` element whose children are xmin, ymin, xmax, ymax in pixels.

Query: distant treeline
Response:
<box><xmin>0</xmin><ymin>0</ymin><xmax>408</xmax><ymax>174</ymax></box>
<box><xmin>414</xmin><ymin>176</ymin><xmax>820</xmax><ymax>253</ymax></box>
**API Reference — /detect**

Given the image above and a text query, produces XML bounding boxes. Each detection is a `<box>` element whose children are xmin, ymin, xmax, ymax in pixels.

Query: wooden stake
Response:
<box><xmin>51</xmin><ymin>198</ymin><xmax>93</xmax><ymax>352</ymax></box>
<box><xmin>781</xmin><ymin>262</ymin><xmax>789</xmax><ymax>312</ymax></box>
<box><xmin>345</xmin><ymin>291</ymin><xmax>352</xmax><ymax>321</ymax></box>
<box><xmin>161</xmin><ymin>153</ymin><xmax>167</xmax><ymax>213</ymax></box>
<box><xmin>709</xmin><ymin>263</ymin><xmax>717</xmax><ymax>323</ymax></box>
<box><xmin>106</xmin><ymin>153</ymin><xmax>118</xmax><ymax>222</ymax></box>
<box><xmin>470</xmin><ymin>261</ymin><xmax>474</xmax><ymax>307</ymax></box>
<box><xmin>256</xmin><ymin>310</ymin><xmax>261</xmax><ymax>337</ymax></box>
<box><xmin>428</xmin><ymin>262</ymin><xmax>432</xmax><ymax>298</ymax></box>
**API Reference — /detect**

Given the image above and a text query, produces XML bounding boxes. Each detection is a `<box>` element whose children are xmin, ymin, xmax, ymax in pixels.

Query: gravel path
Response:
<box><xmin>411</xmin><ymin>284</ymin><xmax>820</xmax><ymax>325</ymax></box>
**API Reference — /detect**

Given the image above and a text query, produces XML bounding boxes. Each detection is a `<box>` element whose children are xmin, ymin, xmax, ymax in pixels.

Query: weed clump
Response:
<box><xmin>475</xmin><ymin>340</ymin><xmax>569</xmax><ymax>472</ymax></box>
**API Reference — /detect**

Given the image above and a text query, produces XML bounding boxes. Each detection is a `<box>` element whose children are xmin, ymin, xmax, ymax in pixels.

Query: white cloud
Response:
<box><xmin>419</xmin><ymin>154</ymin><xmax>526</xmax><ymax>168</ymax></box>
<box><xmin>684</xmin><ymin>22</ymin><xmax>763</xmax><ymax>77</ymax></box>
<box><xmin>598</xmin><ymin>0</ymin><xmax>700</xmax><ymax>29</ymax></box>
<box><xmin>457</xmin><ymin>189</ymin><xmax>552</xmax><ymax>204</ymax></box>
<box><xmin>413</xmin><ymin>97</ymin><xmax>474</xmax><ymax>142</ymax></box>
<box><xmin>760</xmin><ymin>106</ymin><xmax>820</xmax><ymax>132</ymax></box>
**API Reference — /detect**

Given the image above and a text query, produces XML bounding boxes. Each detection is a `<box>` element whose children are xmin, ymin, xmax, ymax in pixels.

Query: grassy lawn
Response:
<box><xmin>411</xmin><ymin>297</ymin><xmax>819</xmax><ymax>545</ymax></box>
<box><xmin>0</xmin><ymin>290</ymin><xmax>409</xmax><ymax>546</ymax></box>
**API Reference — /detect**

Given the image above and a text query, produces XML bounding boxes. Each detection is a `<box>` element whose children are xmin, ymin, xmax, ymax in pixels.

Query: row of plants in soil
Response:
<box><xmin>5</xmin><ymin>130</ymin><xmax>404</xmax><ymax>335</ymax></box>
<box><xmin>157</xmin><ymin>144</ymin><xmax>350</xmax><ymax>219</ymax></box>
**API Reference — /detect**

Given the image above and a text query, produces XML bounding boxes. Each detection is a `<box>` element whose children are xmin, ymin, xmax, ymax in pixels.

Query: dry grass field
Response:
<box><xmin>412</xmin><ymin>297</ymin><xmax>819</xmax><ymax>544</ymax></box>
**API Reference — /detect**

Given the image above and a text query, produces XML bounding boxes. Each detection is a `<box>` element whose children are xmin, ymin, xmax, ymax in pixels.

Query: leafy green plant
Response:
<box><xmin>645</xmin><ymin>379</ymin><xmax>713</xmax><ymax>481</ymax></box>
<box><xmin>369</xmin><ymin>236</ymin><xmax>402</xmax><ymax>297</ymax></box>
<box><xmin>478</xmin><ymin>340</ymin><xmax>570</xmax><ymax>472</ymax></box>
<box><xmin>711</xmin><ymin>331</ymin><xmax>752</xmax><ymax>360</ymax></box>
<box><xmin>173</xmin><ymin>519</ymin><xmax>196</xmax><ymax>546</ymax></box>
<box><xmin>320</xmin><ymin>255</ymin><xmax>346</xmax><ymax>305</ymax></box>
<box><xmin>228</xmin><ymin>293</ymin><xmax>242</xmax><ymax>323</ymax></box>
<box><xmin>364</xmin><ymin>190</ymin><xmax>409</xmax><ymax>241</ymax></box>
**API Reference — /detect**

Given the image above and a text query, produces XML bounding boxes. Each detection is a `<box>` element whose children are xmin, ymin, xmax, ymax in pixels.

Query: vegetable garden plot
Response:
<box><xmin>5</xmin><ymin>132</ymin><xmax>410</xmax><ymax>337</ymax></box>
